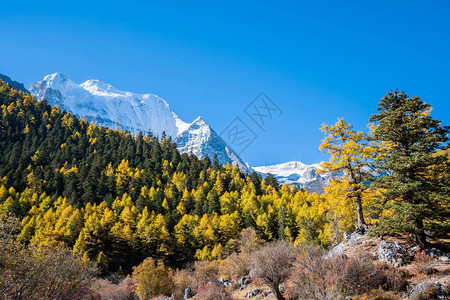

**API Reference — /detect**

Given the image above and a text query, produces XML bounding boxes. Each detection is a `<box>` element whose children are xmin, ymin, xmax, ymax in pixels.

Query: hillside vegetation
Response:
<box><xmin>0</xmin><ymin>81</ymin><xmax>449</xmax><ymax>299</ymax></box>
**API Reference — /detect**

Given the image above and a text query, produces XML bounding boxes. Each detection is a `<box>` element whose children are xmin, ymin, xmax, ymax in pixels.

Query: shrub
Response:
<box><xmin>195</xmin><ymin>282</ymin><xmax>231</xmax><ymax>300</ymax></box>
<box><xmin>219</xmin><ymin>251</ymin><xmax>251</xmax><ymax>279</ymax></box>
<box><xmin>219</xmin><ymin>227</ymin><xmax>262</xmax><ymax>279</ymax></box>
<box><xmin>374</xmin><ymin>263</ymin><xmax>408</xmax><ymax>292</ymax></box>
<box><xmin>173</xmin><ymin>268</ymin><xmax>197</xmax><ymax>300</ymax></box>
<box><xmin>252</xmin><ymin>241</ymin><xmax>296</xmax><ymax>300</ymax></box>
<box><xmin>289</xmin><ymin>246</ymin><xmax>343</xmax><ymax>300</ymax></box>
<box><xmin>132</xmin><ymin>257</ymin><xmax>174</xmax><ymax>300</ymax></box>
<box><xmin>339</xmin><ymin>253</ymin><xmax>383</xmax><ymax>295</ymax></box>
<box><xmin>0</xmin><ymin>244</ymin><xmax>97</xmax><ymax>299</ymax></box>
<box><xmin>90</xmin><ymin>277</ymin><xmax>137</xmax><ymax>300</ymax></box>
<box><xmin>0</xmin><ymin>216</ymin><xmax>98</xmax><ymax>300</ymax></box>
<box><xmin>412</xmin><ymin>251</ymin><xmax>435</xmax><ymax>275</ymax></box>
<box><xmin>192</xmin><ymin>260</ymin><xmax>220</xmax><ymax>288</ymax></box>
<box><xmin>290</xmin><ymin>246</ymin><xmax>408</xmax><ymax>299</ymax></box>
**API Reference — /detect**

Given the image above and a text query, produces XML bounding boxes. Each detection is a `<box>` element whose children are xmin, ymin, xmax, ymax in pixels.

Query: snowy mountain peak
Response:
<box><xmin>29</xmin><ymin>73</ymin><xmax>251</xmax><ymax>173</ymax></box>
<box><xmin>189</xmin><ymin>116</ymin><xmax>209</xmax><ymax>130</ymax></box>
<box><xmin>30</xmin><ymin>74</ymin><xmax>179</xmax><ymax>138</ymax></box>
<box><xmin>254</xmin><ymin>161</ymin><xmax>330</xmax><ymax>194</ymax></box>
<box><xmin>44</xmin><ymin>72</ymin><xmax>67</xmax><ymax>81</ymax></box>
<box><xmin>42</xmin><ymin>72</ymin><xmax>74</xmax><ymax>89</ymax></box>
<box><xmin>176</xmin><ymin>116</ymin><xmax>251</xmax><ymax>173</ymax></box>
<box><xmin>193</xmin><ymin>116</ymin><xmax>206</xmax><ymax>123</ymax></box>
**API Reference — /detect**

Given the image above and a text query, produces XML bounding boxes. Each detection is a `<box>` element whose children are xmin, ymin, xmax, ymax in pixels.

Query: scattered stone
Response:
<box><xmin>237</xmin><ymin>275</ymin><xmax>251</xmax><ymax>286</ymax></box>
<box><xmin>245</xmin><ymin>291</ymin><xmax>254</xmax><ymax>298</ymax></box>
<box><xmin>426</xmin><ymin>248</ymin><xmax>442</xmax><ymax>257</ymax></box>
<box><xmin>376</xmin><ymin>240</ymin><xmax>411</xmax><ymax>265</ymax></box>
<box><xmin>262</xmin><ymin>290</ymin><xmax>272</xmax><ymax>297</ymax></box>
<box><xmin>438</xmin><ymin>255</ymin><xmax>449</xmax><ymax>262</ymax></box>
<box><xmin>183</xmin><ymin>286</ymin><xmax>193</xmax><ymax>300</ymax></box>
<box><xmin>252</xmin><ymin>288</ymin><xmax>261</xmax><ymax>295</ymax></box>
<box><xmin>218</xmin><ymin>277</ymin><xmax>231</xmax><ymax>286</ymax></box>
<box><xmin>344</xmin><ymin>232</ymin><xmax>352</xmax><ymax>240</ymax></box>
<box><xmin>409</xmin><ymin>281</ymin><xmax>445</xmax><ymax>299</ymax></box>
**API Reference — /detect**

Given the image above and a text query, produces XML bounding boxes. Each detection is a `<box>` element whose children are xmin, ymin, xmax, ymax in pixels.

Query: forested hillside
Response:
<box><xmin>1</xmin><ymin>80</ymin><xmax>449</xmax><ymax>300</ymax></box>
<box><xmin>0</xmin><ymin>80</ymin><xmax>339</xmax><ymax>273</ymax></box>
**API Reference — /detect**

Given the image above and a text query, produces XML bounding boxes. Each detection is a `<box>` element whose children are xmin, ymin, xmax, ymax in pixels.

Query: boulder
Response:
<box><xmin>262</xmin><ymin>290</ymin><xmax>272</xmax><ymax>297</ymax></box>
<box><xmin>237</xmin><ymin>275</ymin><xmax>251</xmax><ymax>286</ymax></box>
<box><xmin>410</xmin><ymin>281</ymin><xmax>445</xmax><ymax>299</ymax></box>
<box><xmin>376</xmin><ymin>240</ymin><xmax>411</xmax><ymax>265</ymax></box>
<box><xmin>252</xmin><ymin>288</ymin><xmax>261</xmax><ymax>295</ymax></box>
<box><xmin>218</xmin><ymin>277</ymin><xmax>231</xmax><ymax>286</ymax></box>
<box><xmin>183</xmin><ymin>286</ymin><xmax>193</xmax><ymax>300</ymax></box>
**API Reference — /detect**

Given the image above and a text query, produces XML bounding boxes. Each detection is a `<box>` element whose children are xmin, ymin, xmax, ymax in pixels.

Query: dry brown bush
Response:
<box><xmin>252</xmin><ymin>241</ymin><xmax>296</xmax><ymax>300</ymax></box>
<box><xmin>0</xmin><ymin>216</ymin><xmax>98</xmax><ymax>300</ymax></box>
<box><xmin>289</xmin><ymin>246</ymin><xmax>343</xmax><ymax>300</ymax></box>
<box><xmin>0</xmin><ymin>245</ymin><xmax>97</xmax><ymax>300</ymax></box>
<box><xmin>195</xmin><ymin>282</ymin><xmax>232</xmax><ymax>300</ymax></box>
<box><xmin>90</xmin><ymin>277</ymin><xmax>137</xmax><ymax>300</ymax></box>
<box><xmin>219</xmin><ymin>227</ymin><xmax>262</xmax><ymax>280</ymax></box>
<box><xmin>171</xmin><ymin>260</ymin><xmax>221</xmax><ymax>299</ymax></box>
<box><xmin>219</xmin><ymin>251</ymin><xmax>251</xmax><ymax>279</ymax></box>
<box><xmin>363</xmin><ymin>288</ymin><xmax>400</xmax><ymax>300</ymax></box>
<box><xmin>339</xmin><ymin>253</ymin><xmax>384</xmax><ymax>295</ymax></box>
<box><xmin>192</xmin><ymin>260</ymin><xmax>220</xmax><ymax>288</ymax></box>
<box><xmin>412</xmin><ymin>251</ymin><xmax>435</xmax><ymax>275</ymax></box>
<box><xmin>290</xmin><ymin>246</ymin><xmax>408</xmax><ymax>299</ymax></box>
<box><xmin>173</xmin><ymin>268</ymin><xmax>197</xmax><ymax>300</ymax></box>
<box><xmin>373</xmin><ymin>263</ymin><xmax>408</xmax><ymax>293</ymax></box>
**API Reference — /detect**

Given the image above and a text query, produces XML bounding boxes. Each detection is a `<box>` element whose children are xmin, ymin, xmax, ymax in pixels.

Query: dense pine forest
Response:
<box><xmin>1</xmin><ymin>80</ymin><xmax>449</xmax><ymax>299</ymax></box>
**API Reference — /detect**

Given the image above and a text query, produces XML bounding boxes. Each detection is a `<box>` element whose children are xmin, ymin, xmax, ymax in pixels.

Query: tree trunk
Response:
<box><xmin>415</xmin><ymin>218</ymin><xmax>427</xmax><ymax>250</ymax></box>
<box><xmin>273</xmin><ymin>285</ymin><xmax>285</xmax><ymax>300</ymax></box>
<box><xmin>355</xmin><ymin>193</ymin><xmax>367</xmax><ymax>234</ymax></box>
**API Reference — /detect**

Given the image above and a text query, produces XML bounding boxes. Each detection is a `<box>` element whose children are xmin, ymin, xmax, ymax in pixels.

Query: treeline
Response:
<box><xmin>0</xmin><ymin>80</ymin><xmax>449</xmax><ymax>279</ymax></box>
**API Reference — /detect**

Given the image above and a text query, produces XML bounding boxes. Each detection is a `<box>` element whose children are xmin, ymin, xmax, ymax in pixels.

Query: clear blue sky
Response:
<box><xmin>1</xmin><ymin>1</ymin><xmax>449</xmax><ymax>166</ymax></box>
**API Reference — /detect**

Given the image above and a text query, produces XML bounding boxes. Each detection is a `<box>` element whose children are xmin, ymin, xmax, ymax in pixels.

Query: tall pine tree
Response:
<box><xmin>369</xmin><ymin>91</ymin><xmax>450</xmax><ymax>249</ymax></box>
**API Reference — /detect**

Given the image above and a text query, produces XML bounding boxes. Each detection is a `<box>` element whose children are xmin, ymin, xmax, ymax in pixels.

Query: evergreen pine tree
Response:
<box><xmin>264</xmin><ymin>173</ymin><xmax>280</xmax><ymax>190</ymax></box>
<box><xmin>369</xmin><ymin>91</ymin><xmax>450</xmax><ymax>248</ymax></box>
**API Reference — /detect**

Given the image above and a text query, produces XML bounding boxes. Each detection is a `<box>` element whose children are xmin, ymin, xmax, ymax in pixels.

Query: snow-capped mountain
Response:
<box><xmin>176</xmin><ymin>116</ymin><xmax>249</xmax><ymax>171</ymax></box>
<box><xmin>254</xmin><ymin>161</ymin><xmax>332</xmax><ymax>194</ymax></box>
<box><xmin>30</xmin><ymin>73</ymin><xmax>251</xmax><ymax>172</ymax></box>
<box><xmin>30</xmin><ymin>73</ymin><xmax>181</xmax><ymax>137</ymax></box>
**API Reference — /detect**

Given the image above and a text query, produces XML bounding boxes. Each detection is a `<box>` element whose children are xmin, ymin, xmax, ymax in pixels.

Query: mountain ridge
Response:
<box><xmin>254</xmin><ymin>160</ymin><xmax>331</xmax><ymax>194</ymax></box>
<box><xmin>29</xmin><ymin>73</ymin><xmax>251</xmax><ymax>173</ymax></box>
<box><xmin>0</xmin><ymin>73</ymin><xmax>28</xmax><ymax>93</ymax></box>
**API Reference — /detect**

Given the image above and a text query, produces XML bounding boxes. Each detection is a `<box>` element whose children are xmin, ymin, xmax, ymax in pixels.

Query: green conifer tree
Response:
<box><xmin>369</xmin><ymin>91</ymin><xmax>450</xmax><ymax>248</ymax></box>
